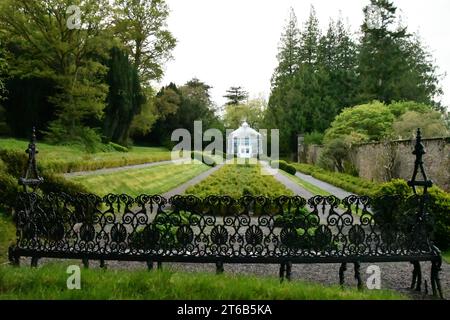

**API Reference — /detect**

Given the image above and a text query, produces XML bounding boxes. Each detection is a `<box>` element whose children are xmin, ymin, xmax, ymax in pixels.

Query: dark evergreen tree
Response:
<box><xmin>223</xmin><ymin>86</ymin><xmax>248</xmax><ymax>106</ymax></box>
<box><xmin>357</xmin><ymin>0</ymin><xmax>441</xmax><ymax>105</ymax></box>
<box><xmin>103</xmin><ymin>47</ymin><xmax>145</xmax><ymax>146</ymax></box>
<box><xmin>271</xmin><ymin>8</ymin><xmax>301</xmax><ymax>88</ymax></box>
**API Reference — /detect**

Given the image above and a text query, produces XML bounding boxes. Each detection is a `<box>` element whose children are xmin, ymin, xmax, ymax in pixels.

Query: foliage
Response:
<box><xmin>303</xmin><ymin>131</ymin><xmax>324</xmax><ymax>146</ymax></box>
<box><xmin>223</xmin><ymin>99</ymin><xmax>265</xmax><ymax>130</ymax></box>
<box><xmin>191</xmin><ymin>151</ymin><xmax>216</xmax><ymax>167</ymax></box>
<box><xmin>148</xmin><ymin>79</ymin><xmax>223</xmax><ymax>148</ymax></box>
<box><xmin>373</xmin><ymin>179</ymin><xmax>450</xmax><ymax>250</ymax></box>
<box><xmin>265</xmin><ymin>7</ymin><xmax>359</xmax><ymax>155</ymax></box>
<box><xmin>0</xmin><ymin>264</ymin><xmax>406</xmax><ymax>300</ymax></box>
<box><xmin>223</xmin><ymin>86</ymin><xmax>248</xmax><ymax>106</ymax></box>
<box><xmin>0</xmin><ymin>0</ymin><xmax>111</xmax><ymax>146</ymax></box>
<box><xmin>103</xmin><ymin>47</ymin><xmax>145</xmax><ymax>146</ymax></box>
<box><xmin>324</xmin><ymin>101</ymin><xmax>395</xmax><ymax>143</ymax></box>
<box><xmin>113</xmin><ymin>0</ymin><xmax>176</xmax><ymax>83</ymax></box>
<box><xmin>292</xmin><ymin>163</ymin><xmax>378</xmax><ymax>196</ymax></box>
<box><xmin>392</xmin><ymin>111</ymin><xmax>449</xmax><ymax>140</ymax></box>
<box><xmin>271</xmin><ymin>160</ymin><xmax>296</xmax><ymax>175</ymax></box>
<box><xmin>358</xmin><ymin>1</ymin><xmax>442</xmax><ymax>106</ymax></box>
<box><xmin>186</xmin><ymin>164</ymin><xmax>293</xmax><ymax>199</ymax></box>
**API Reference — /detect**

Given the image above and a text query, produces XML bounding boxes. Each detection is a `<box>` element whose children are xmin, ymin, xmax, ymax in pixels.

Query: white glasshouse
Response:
<box><xmin>227</xmin><ymin>121</ymin><xmax>262</xmax><ymax>158</ymax></box>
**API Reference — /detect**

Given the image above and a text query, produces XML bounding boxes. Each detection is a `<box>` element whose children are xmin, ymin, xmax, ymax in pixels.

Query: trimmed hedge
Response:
<box><xmin>191</xmin><ymin>151</ymin><xmax>216</xmax><ymax>167</ymax></box>
<box><xmin>292</xmin><ymin>163</ymin><xmax>378</xmax><ymax>196</ymax></box>
<box><xmin>373</xmin><ymin>179</ymin><xmax>450</xmax><ymax>251</ymax></box>
<box><xmin>271</xmin><ymin>160</ymin><xmax>296</xmax><ymax>175</ymax></box>
<box><xmin>0</xmin><ymin>151</ymin><xmax>88</xmax><ymax>215</ymax></box>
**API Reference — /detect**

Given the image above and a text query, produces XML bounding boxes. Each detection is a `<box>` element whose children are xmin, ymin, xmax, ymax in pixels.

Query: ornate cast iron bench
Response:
<box><xmin>8</xmin><ymin>129</ymin><xmax>444</xmax><ymax>299</ymax></box>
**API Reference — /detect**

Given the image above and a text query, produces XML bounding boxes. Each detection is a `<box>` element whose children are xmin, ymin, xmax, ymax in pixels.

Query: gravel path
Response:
<box><xmin>295</xmin><ymin>172</ymin><xmax>354</xmax><ymax>199</ymax></box>
<box><xmin>63</xmin><ymin>159</ymin><xmax>185</xmax><ymax>178</ymax></box>
<box><xmin>260</xmin><ymin>162</ymin><xmax>313</xmax><ymax>199</ymax></box>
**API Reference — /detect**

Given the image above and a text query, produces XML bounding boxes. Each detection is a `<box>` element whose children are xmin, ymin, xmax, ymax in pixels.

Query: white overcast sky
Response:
<box><xmin>160</xmin><ymin>0</ymin><xmax>450</xmax><ymax>109</ymax></box>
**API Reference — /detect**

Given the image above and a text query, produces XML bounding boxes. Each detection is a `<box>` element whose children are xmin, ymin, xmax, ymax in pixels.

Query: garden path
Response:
<box><xmin>295</xmin><ymin>172</ymin><xmax>354</xmax><ymax>199</ymax></box>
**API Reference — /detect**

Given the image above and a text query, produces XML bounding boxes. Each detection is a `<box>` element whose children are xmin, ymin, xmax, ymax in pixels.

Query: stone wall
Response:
<box><xmin>299</xmin><ymin>138</ymin><xmax>450</xmax><ymax>192</ymax></box>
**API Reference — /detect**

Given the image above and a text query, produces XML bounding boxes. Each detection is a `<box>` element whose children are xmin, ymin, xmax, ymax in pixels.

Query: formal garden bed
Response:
<box><xmin>69</xmin><ymin>161</ymin><xmax>210</xmax><ymax>197</ymax></box>
<box><xmin>185</xmin><ymin>162</ymin><xmax>293</xmax><ymax>198</ymax></box>
<box><xmin>0</xmin><ymin>138</ymin><xmax>171</xmax><ymax>174</ymax></box>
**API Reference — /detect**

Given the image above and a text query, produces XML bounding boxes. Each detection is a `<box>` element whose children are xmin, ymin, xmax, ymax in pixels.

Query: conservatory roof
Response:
<box><xmin>229</xmin><ymin>121</ymin><xmax>261</xmax><ymax>137</ymax></box>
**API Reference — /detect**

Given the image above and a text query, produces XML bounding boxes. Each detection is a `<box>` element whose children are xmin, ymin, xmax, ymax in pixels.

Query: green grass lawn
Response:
<box><xmin>186</xmin><ymin>163</ymin><xmax>294</xmax><ymax>198</ymax></box>
<box><xmin>69</xmin><ymin>161</ymin><xmax>210</xmax><ymax>197</ymax></box>
<box><xmin>0</xmin><ymin>263</ymin><xmax>407</xmax><ymax>300</ymax></box>
<box><xmin>280</xmin><ymin>171</ymin><xmax>330</xmax><ymax>196</ymax></box>
<box><xmin>0</xmin><ymin>138</ymin><xmax>171</xmax><ymax>174</ymax></box>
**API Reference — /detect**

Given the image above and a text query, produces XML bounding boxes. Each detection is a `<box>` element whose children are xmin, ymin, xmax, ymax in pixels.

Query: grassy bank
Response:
<box><xmin>186</xmin><ymin>163</ymin><xmax>293</xmax><ymax>198</ymax></box>
<box><xmin>0</xmin><ymin>213</ymin><xmax>15</xmax><ymax>264</ymax></box>
<box><xmin>69</xmin><ymin>162</ymin><xmax>210</xmax><ymax>197</ymax></box>
<box><xmin>0</xmin><ymin>138</ymin><xmax>171</xmax><ymax>174</ymax></box>
<box><xmin>0</xmin><ymin>264</ymin><xmax>406</xmax><ymax>300</ymax></box>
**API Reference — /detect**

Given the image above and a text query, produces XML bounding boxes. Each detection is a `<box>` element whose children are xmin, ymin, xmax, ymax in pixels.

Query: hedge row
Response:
<box><xmin>0</xmin><ymin>152</ymin><xmax>88</xmax><ymax>215</ymax></box>
<box><xmin>271</xmin><ymin>160</ymin><xmax>297</xmax><ymax>175</ymax></box>
<box><xmin>291</xmin><ymin>162</ymin><xmax>450</xmax><ymax>251</ymax></box>
<box><xmin>292</xmin><ymin>163</ymin><xmax>378</xmax><ymax>196</ymax></box>
<box><xmin>191</xmin><ymin>151</ymin><xmax>216</xmax><ymax>167</ymax></box>
<box><xmin>0</xmin><ymin>148</ymin><xmax>170</xmax><ymax>175</ymax></box>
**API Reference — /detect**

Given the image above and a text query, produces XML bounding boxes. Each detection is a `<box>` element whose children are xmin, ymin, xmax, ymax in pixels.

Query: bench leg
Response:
<box><xmin>82</xmin><ymin>258</ymin><xmax>89</xmax><ymax>269</ymax></box>
<box><xmin>30</xmin><ymin>256</ymin><xmax>39</xmax><ymax>268</ymax></box>
<box><xmin>279</xmin><ymin>263</ymin><xmax>286</xmax><ymax>283</ymax></box>
<box><xmin>286</xmin><ymin>262</ymin><xmax>292</xmax><ymax>282</ymax></box>
<box><xmin>339</xmin><ymin>263</ymin><xmax>347</xmax><ymax>287</ymax></box>
<box><xmin>431</xmin><ymin>260</ymin><xmax>444</xmax><ymax>299</ymax></box>
<box><xmin>157</xmin><ymin>261</ymin><xmax>162</xmax><ymax>270</ymax></box>
<box><xmin>8</xmin><ymin>246</ymin><xmax>20</xmax><ymax>267</ymax></box>
<box><xmin>146</xmin><ymin>260</ymin><xmax>153</xmax><ymax>271</ymax></box>
<box><xmin>216</xmin><ymin>261</ymin><xmax>224</xmax><ymax>274</ymax></box>
<box><xmin>100</xmin><ymin>259</ymin><xmax>107</xmax><ymax>269</ymax></box>
<box><xmin>410</xmin><ymin>261</ymin><xmax>422</xmax><ymax>291</ymax></box>
<box><xmin>354</xmin><ymin>262</ymin><xmax>363</xmax><ymax>290</ymax></box>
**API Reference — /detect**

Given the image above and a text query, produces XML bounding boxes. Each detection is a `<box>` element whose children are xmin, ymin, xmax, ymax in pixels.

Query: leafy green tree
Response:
<box><xmin>113</xmin><ymin>0</ymin><xmax>176</xmax><ymax>84</ymax></box>
<box><xmin>0</xmin><ymin>0</ymin><xmax>112</xmax><ymax>145</ymax></box>
<box><xmin>223</xmin><ymin>97</ymin><xmax>265</xmax><ymax>129</ymax></box>
<box><xmin>103</xmin><ymin>47</ymin><xmax>145</xmax><ymax>146</ymax></box>
<box><xmin>223</xmin><ymin>87</ymin><xmax>248</xmax><ymax>106</ymax></box>
<box><xmin>392</xmin><ymin>111</ymin><xmax>449</xmax><ymax>139</ymax></box>
<box><xmin>324</xmin><ymin>101</ymin><xmax>395</xmax><ymax>143</ymax></box>
<box><xmin>299</xmin><ymin>6</ymin><xmax>321</xmax><ymax>67</ymax></box>
<box><xmin>148</xmin><ymin>79</ymin><xmax>222</xmax><ymax>148</ymax></box>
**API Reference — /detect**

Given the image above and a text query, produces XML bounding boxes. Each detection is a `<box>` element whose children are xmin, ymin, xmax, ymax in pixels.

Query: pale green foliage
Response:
<box><xmin>113</xmin><ymin>0</ymin><xmax>176</xmax><ymax>83</ymax></box>
<box><xmin>324</xmin><ymin>101</ymin><xmax>395</xmax><ymax>143</ymax></box>
<box><xmin>223</xmin><ymin>97</ymin><xmax>266</xmax><ymax>129</ymax></box>
<box><xmin>393</xmin><ymin>111</ymin><xmax>449</xmax><ymax>139</ymax></box>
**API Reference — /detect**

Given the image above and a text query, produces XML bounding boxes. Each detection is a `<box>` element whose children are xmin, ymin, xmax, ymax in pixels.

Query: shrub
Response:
<box><xmin>304</xmin><ymin>131</ymin><xmax>324</xmax><ymax>146</ymax></box>
<box><xmin>292</xmin><ymin>163</ymin><xmax>378</xmax><ymax>196</ymax></box>
<box><xmin>191</xmin><ymin>151</ymin><xmax>216</xmax><ymax>167</ymax></box>
<box><xmin>374</xmin><ymin>179</ymin><xmax>450</xmax><ymax>251</ymax></box>
<box><xmin>40</xmin><ymin>173</ymin><xmax>89</xmax><ymax>195</ymax></box>
<box><xmin>271</xmin><ymin>160</ymin><xmax>296</xmax><ymax>175</ymax></box>
<box><xmin>107</xmin><ymin>142</ymin><xmax>129</xmax><ymax>153</ymax></box>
